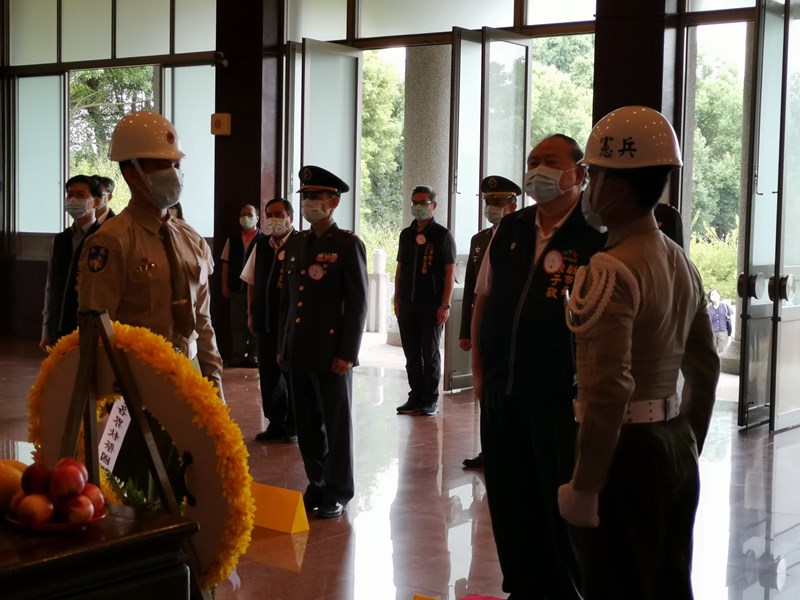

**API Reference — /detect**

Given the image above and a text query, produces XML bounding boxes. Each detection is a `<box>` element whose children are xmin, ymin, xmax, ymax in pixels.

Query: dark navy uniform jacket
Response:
<box><xmin>251</xmin><ymin>230</ymin><xmax>299</xmax><ymax>335</ymax></box>
<box><xmin>459</xmin><ymin>226</ymin><xmax>494</xmax><ymax>340</ymax></box>
<box><xmin>277</xmin><ymin>223</ymin><xmax>368</xmax><ymax>370</ymax></box>
<box><xmin>480</xmin><ymin>203</ymin><xmax>606</xmax><ymax>400</ymax></box>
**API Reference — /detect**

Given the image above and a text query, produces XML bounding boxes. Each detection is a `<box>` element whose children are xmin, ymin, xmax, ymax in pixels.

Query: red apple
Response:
<box><xmin>81</xmin><ymin>483</ymin><xmax>105</xmax><ymax>514</ymax></box>
<box><xmin>16</xmin><ymin>493</ymin><xmax>54</xmax><ymax>525</ymax></box>
<box><xmin>55</xmin><ymin>494</ymin><xmax>94</xmax><ymax>524</ymax></box>
<box><xmin>21</xmin><ymin>463</ymin><xmax>51</xmax><ymax>495</ymax></box>
<box><xmin>9</xmin><ymin>489</ymin><xmax>25</xmax><ymax>513</ymax></box>
<box><xmin>54</xmin><ymin>457</ymin><xmax>89</xmax><ymax>483</ymax></box>
<box><xmin>49</xmin><ymin>464</ymin><xmax>86</xmax><ymax>498</ymax></box>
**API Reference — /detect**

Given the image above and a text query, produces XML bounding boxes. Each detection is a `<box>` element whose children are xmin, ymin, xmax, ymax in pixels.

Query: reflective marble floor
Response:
<box><xmin>1</xmin><ymin>334</ymin><xmax>799</xmax><ymax>599</ymax></box>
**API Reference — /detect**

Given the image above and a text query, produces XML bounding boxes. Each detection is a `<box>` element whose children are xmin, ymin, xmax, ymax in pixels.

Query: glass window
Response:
<box><xmin>686</xmin><ymin>0</ymin><xmax>755</xmax><ymax>11</ymax></box>
<box><xmin>170</xmin><ymin>66</ymin><xmax>216</xmax><ymax>237</ymax></box>
<box><xmin>116</xmin><ymin>0</ymin><xmax>170</xmax><ymax>58</ymax></box>
<box><xmin>9</xmin><ymin>0</ymin><xmax>57</xmax><ymax>66</ymax></box>
<box><xmin>359</xmin><ymin>0</ymin><xmax>512</xmax><ymax>37</ymax></box>
<box><xmin>530</xmin><ymin>35</ymin><xmax>595</xmax><ymax>149</ymax></box>
<box><xmin>69</xmin><ymin>66</ymin><xmax>156</xmax><ymax>215</ymax></box>
<box><xmin>62</xmin><ymin>0</ymin><xmax>112</xmax><ymax>62</ymax></box>
<box><xmin>18</xmin><ymin>77</ymin><xmax>64</xmax><ymax>234</ymax></box>
<box><xmin>175</xmin><ymin>0</ymin><xmax>216</xmax><ymax>53</ymax></box>
<box><xmin>287</xmin><ymin>0</ymin><xmax>347</xmax><ymax>42</ymax></box>
<box><xmin>526</xmin><ymin>0</ymin><xmax>595</xmax><ymax>25</ymax></box>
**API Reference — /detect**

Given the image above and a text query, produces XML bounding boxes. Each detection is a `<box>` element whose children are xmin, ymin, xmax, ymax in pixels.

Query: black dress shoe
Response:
<box><xmin>243</xmin><ymin>356</ymin><xmax>259</xmax><ymax>368</ymax></box>
<box><xmin>420</xmin><ymin>402</ymin><xmax>438</xmax><ymax>416</ymax></box>
<box><xmin>396</xmin><ymin>400</ymin><xmax>421</xmax><ymax>414</ymax></box>
<box><xmin>303</xmin><ymin>491</ymin><xmax>320</xmax><ymax>512</ymax></box>
<box><xmin>255</xmin><ymin>428</ymin><xmax>283</xmax><ymax>442</ymax></box>
<box><xmin>462</xmin><ymin>452</ymin><xmax>483</xmax><ymax>469</ymax></box>
<box><xmin>282</xmin><ymin>433</ymin><xmax>298</xmax><ymax>443</ymax></box>
<box><xmin>316</xmin><ymin>502</ymin><xmax>344</xmax><ymax>519</ymax></box>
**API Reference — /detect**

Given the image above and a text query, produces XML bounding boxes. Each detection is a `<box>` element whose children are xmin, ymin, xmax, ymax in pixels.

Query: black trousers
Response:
<box><xmin>290</xmin><ymin>368</ymin><xmax>354</xmax><ymax>506</ymax></box>
<box><xmin>579</xmin><ymin>416</ymin><xmax>700</xmax><ymax>600</ymax></box>
<box><xmin>397</xmin><ymin>302</ymin><xmax>442</xmax><ymax>405</ymax></box>
<box><xmin>482</xmin><ymin>388</ymin><xmax>583</xmax><ymax>600</ymax></box>
<box><xmin>256</xmin><ymin>331</ymin><xmax>295</xmax><ymax>435</ymax></box>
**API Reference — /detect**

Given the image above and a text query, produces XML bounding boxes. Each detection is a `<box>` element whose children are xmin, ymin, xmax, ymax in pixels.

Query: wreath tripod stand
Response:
<box><xmin>60</xmin><ymin>310</ymin><xmax>212</xmax><ymax>600</ymax></box>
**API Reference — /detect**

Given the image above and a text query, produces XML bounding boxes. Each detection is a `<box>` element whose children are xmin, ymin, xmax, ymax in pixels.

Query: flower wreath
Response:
<box><xmin>28</xmin><ymin>323</ymin><xmax>255</xmax><ymax>590</ymax></box>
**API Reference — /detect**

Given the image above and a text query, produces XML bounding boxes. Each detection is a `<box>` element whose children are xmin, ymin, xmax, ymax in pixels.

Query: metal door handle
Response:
<box><xmin>780</xmin><ymin>274</ymin><xmax>795</xmax><ymax>301</ymax></box>
<box><xmin>738</xmin><ymin>272</ymin><xmax>766</xmax><ymax>299</ymax></box>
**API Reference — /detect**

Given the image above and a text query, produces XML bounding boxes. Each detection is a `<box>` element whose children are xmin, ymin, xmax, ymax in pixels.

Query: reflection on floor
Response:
<box><xmin>1</xmin><ymin>334</ymin><xmax>799</xmax><ymax>599</ymax></box>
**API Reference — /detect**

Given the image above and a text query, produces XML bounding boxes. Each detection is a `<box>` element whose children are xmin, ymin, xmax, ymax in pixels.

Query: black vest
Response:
<box><xmin>251</xmin><ymin>231</ymin><xmax>298</xmax><ymax>334</ymax></box>
<box><xmin>396</xmin><ymin>219</ymin><xmax>455</xmax><ymax>306</ymax></box>
<box><xmin>227</xmin><ymin>230</ymin><xmax>264</xmax><ymax>292</ymax></box>
<box><xmin>480</xmin><ymin>204</ymin><xmax>606</xmax><ymax>399</ymax></box>
<box><xmin>49</xmin><ymin>221</ymin><xmax>101</xmax><ymax>342</ymax></box>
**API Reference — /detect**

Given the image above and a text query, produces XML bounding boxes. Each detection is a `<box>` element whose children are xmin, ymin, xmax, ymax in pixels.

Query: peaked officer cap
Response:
<box><xmin>480</xmin><ymin>175</ymin><xmax>522</xmax><ymax>197</ymax></box>
<box><xmin>298</xmin><ymin>165</ymin><xmax>350</xmax><ymax>195</ymax></box>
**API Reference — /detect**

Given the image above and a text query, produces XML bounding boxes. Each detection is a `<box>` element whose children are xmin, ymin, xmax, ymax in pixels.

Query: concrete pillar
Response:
<box><xmin>387</xmin><ymin>45</ymin><xmax>453</xmax><ymax>348</ymax></box>
<box><xmin>402</xmin><ymin>45</ymin><xmax>452</xmax><ymax>223</ymax></box>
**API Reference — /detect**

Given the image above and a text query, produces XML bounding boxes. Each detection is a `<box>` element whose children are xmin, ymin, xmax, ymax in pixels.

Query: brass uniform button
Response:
<box><xmin>300</xmin><ymin>269</ymin><xmax>306</xmax><ymax>275</ymax></box>
<box><xmin>297</xmin><ymin>301</ymin><xmax>303</xmax><ymax>307</ymax></box>
<box><xmin>329</xmin><ymin>329</ymin><xmax>335</xmax><ymax>335</ymax></box>
<box><xmin>299</xmin><ymin>285</ymin><xmax>305</xmax><ymax>291</ymax></box>
<box><xmin>295</xmin><ymin>317</ymin><xmax>301</xmax><ymax>323</ymax></box>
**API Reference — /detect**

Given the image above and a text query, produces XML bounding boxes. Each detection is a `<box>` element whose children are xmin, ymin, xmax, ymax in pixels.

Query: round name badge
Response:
<box><xmin>543</xmin><ymin>250</ymin><xmax>564</xmax><ymax>274</ymax></box>
<box><xmin>308</xmin><ymin>264</ymin><xmax>325</xmax><ymax>280</ymax></box>
<box><xmin>416</xmin><ymin>233</ymin><xmax>426</xmax><ymax>245</ymax></box>
<box><xmin>278</xmin><ymin>250</ymin><xmax>285</xmax><ymax>261</ymax></box>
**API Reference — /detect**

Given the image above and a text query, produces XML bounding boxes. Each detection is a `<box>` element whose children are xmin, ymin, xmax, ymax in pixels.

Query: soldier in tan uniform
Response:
<box><xmin>78</xmin><ymin>111</ymin><xmax>224</xmax><ymax>500</ymax></box>
<box><xmin>79</xmin><ymin>112</ymin><xmax>223</xmax><ymax>393</ymax></box>
<box><xmin>558</xmin><ymin>106</ymin><xmax>719</xmax><ymax>599</ymax></box>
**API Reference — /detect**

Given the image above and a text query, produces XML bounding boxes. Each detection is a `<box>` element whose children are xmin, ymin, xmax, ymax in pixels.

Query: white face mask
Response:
<box><xmin>581</xmin><ymin>170</ymin><xmax>608</xmax><ymax>232</ymax></box>
<box><xmin>524</xmin><ymin>165</ymin><xmax>576</xmax><ymax>204</ymax></box>
<box><xmin>302</xmin><ymin>199</ymin><xmax>328</xmax><ymax>224</ymax></box>
<box><xmin>240</xmin><ymin>215</ymin><xmax>257</xmax><ymax>230</ymax></box>
<box><xmin>484</xmin><ymin>205</ymin><xmax>506</xmax><ymax>225</ymax></box>
<box><xmin>134</xmin><ymin>161</ymin><xmax>183</xmax><ymax>210</ymax></box>
<box><xmin>268</xmin><ymin>218</ymin><xmax>290</xmax><ymax>237</ymax></box>
<box><xmin>65</xmin><ymin>196</ymin><xmax>91</xmax><ymax>220</ymax></box>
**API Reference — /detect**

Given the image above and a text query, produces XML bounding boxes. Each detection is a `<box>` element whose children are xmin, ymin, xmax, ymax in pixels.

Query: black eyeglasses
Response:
<box><xmin>410</xmin><ymin>200</ymin><xmax>432</xmax><ymax>206</ymax></box>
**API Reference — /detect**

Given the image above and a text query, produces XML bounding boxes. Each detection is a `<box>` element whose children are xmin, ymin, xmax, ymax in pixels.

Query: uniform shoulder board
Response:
<box><xmin>566</xmin><ymin>253</ymin><xmax>640</xmax><ymax>334</ymax></box>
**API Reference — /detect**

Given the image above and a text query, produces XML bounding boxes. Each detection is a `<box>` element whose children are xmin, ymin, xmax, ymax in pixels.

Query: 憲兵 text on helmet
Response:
<box><xmin>108</xmin><ymin>111</ymin><xmax>186</xmax><ymax>162</ymax></box>
<box><xmin>582</xmin><ymin>106</ymin><xmax>682</xmax><ymax>169</ymax></box>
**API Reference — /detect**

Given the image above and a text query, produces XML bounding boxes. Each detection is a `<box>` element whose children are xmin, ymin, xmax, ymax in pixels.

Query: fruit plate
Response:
<box><xmin>5</xmin><ymin>507</ymin><xmax>108</xmax><ymax>533</ymax></box>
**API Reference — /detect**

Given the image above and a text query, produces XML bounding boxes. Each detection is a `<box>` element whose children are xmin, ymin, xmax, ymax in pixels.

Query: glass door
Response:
<box><xmin>481</xmin><ymin>27</ymin><xmax>530</xmax><ymax>205</ymax></box>
<box><xmin>772</xmin><ymin>0</ymin><xmax>800</xmax><ymax>431</ymax></box>
<box><xmin>739</xmin><ymin>0</ymin><xmax>800</xmax><ymax>431</ymax></box>
<box><xmin>445</xmin><ymin>27</ymin><xmax>483</xmax><ymax>391</ymax></box>
<box><xmin>443</xmin><ymin>27</ymin><xmax>530</xmax><ymax>391</ymax></box>
<box><xmin>301</xmin><ymin>39</ymin><xmax>362</xmax><ymax>232</ymax></box>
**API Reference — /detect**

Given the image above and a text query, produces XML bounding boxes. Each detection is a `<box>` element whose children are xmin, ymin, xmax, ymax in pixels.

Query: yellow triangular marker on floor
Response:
<box><xmin>251</xmin><ymin>482</ymin><xmax>309</xmax><ymax>533</ymax></box>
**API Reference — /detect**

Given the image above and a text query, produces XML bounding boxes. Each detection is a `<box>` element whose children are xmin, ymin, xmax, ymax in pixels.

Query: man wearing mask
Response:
<box><xmin>240</xmin><ymin>198</ymin><xmax>299</xmax><ymax>443</ymax></box>
<box><xmin>92</xmin><ymin>175</ymin><xmax>116</xmax><ymax>224</ymax></box>
<box><xmin>221</xmin><ymin>204</ymin><xmax>264</xmax><ymax>368</ymax></box>
<box><xmin>558</xmin><ymin>106</ymin><xmax>719</xmax><ymax>599</ymax></box>
<box><xmin>39</xmin><ymin>175</ymin><xmax>102</xmax><ymax>351</ymax></box>
<box><xmin>78</xmin><ymin>111</ymin><xmax>223</xmax><ymax>502</ymax></box>
<box><xmin>79</xmin><ymin>111</ymin><xmax>223</xmax><ymax>395</ymax></box>
<box><xmin>277</xmin><ymin>166</ymin><xmax>368</xmax><ymax>519</ymax></box>
<box><xmin>471</xmin><ymin>134</ymin><xmax>606</xmax><ymax>599</ymax></box>
<box><xmin>394</xmin><ymin>185</ymin><xmax>456</xmax><ymax>417</ymax></box>
<box><xmin>460</xmin><ymin>175</ymin><xmax>520</xmax><ymax>469</ymax></box>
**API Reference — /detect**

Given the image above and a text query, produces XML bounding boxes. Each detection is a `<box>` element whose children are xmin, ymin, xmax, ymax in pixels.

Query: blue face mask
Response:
<box><xmin>411</xmin><ymin>204</ymin><xmax>431</xmax><ymax>221</ymax></box>
<box><xmin>524</xmin><ymin>165</ymin><xmax>577</xmax><ymax>204</ymax></box>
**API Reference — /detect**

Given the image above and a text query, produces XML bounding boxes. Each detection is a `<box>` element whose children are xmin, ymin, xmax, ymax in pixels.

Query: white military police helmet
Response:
<box><xmin>582</xmin><ymin>105</ymin><xmax>682</xmax><ymax>169</ymax></box>
<box><xmin>108</xmin><ymin>111</ymin><xmax>186</xmax><ymax>161</ymax></box>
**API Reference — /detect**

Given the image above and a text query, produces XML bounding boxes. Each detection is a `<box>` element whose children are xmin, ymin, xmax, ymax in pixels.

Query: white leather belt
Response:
<box><xmin>574</xmin><ymin>393</ymin><xmax>680</xmax><ymax>424</ymax></box>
